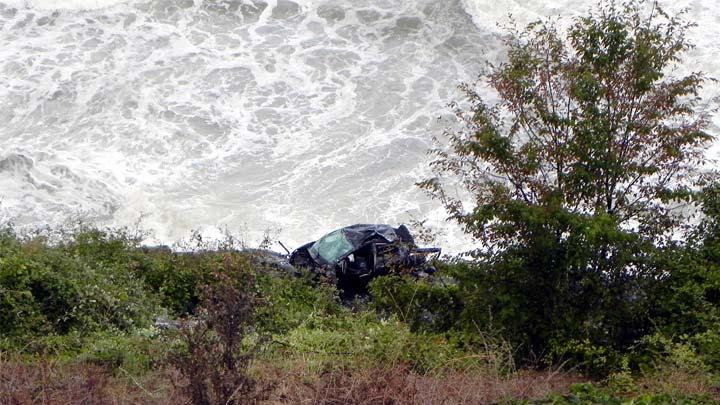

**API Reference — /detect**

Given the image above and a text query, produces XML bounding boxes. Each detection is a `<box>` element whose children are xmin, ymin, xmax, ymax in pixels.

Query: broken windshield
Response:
<box><xmin>308</xmin><ymin>229</ymin><xmax>355</xmax><ymax>264</ymax></box>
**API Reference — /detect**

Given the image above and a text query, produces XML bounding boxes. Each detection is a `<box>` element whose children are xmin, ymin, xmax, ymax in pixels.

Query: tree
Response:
<box><xmin>421</xmin><ymin>0</ymin><xmax>717</xmax><ymax>369</ymax></box>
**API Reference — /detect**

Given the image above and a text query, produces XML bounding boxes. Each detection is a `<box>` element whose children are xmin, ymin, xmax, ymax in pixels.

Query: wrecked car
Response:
<box><xmin>288</xmin><ymin>224</ymin><xmax>440</xmax><ymax>296</ymax></box>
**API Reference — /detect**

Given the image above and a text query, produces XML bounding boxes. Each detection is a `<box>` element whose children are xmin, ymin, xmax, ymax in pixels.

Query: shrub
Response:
<box><xmin>639</xmin><ymin>185</ymin><xmax>720</xmax><ymax>372</ymax></box>
<box><xmin>76</xmin><ymin>329</ymin><xmax>168</xmax><ymax>375</ymax></box>
<box><xmin>540</xmin><ymin>382</ymin><xmax>718</xmax><ymax>404</ymax></box>
<box><xmin>170</xmin><ymin>253</ymin><xmax>270</xmax><ymax>404</ymax></box>
<box><xmin>0</xmin><ymin>228</ymin><xmax>159</xmax><ymax>343</ymax></box>
<box><xmin>131</xmin><ymin>250</ymin><xmax>222</xmax><ymax>316</ymax></box>
<box><xmin>255</xmin><ymin>270</ymin><xmax>342</xmax><ymax>335</ymax></box>
<box><xmin>274</xmin><ymin>308</ymin><xmax>513</xmax><ymax>375</ymax></box>
<box><xmin>369</xmin><ymin>275</ymin><xmax>462</xmax><ymax>333</ymax></box>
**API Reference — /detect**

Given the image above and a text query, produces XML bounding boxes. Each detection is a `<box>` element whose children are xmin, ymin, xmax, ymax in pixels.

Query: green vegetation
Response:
<box><xmin>1</xmin><ymin>220</ymin><xmax>717</xmax><ymax>402</ymax></box>
<box><xmin>2</xmin><ymin>0</ymin><xmax>719</xmax><ymax>403</ymax></box>
<box><xmin>420</xmin><ymin>0</ymin><xmax>720</xmax><ymax>377</ymax></box>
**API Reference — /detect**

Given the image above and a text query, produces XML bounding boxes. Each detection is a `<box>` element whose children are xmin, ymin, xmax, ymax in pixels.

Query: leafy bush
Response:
<box><xmin>76</xmin><ymin>329</ymin><xmax>168</xmax><ymax>375</ymax></box>
<box><xmin>0</xmin><ymin>228</ymin><xmax>159</xmax><ymax>342</ymax></box>
<box><xmin>277</xmin><ymin>311</ymin><xmax>411</xmax><ymax>371</ymax></box>
<box><xmin>636</xmin><ymin>185</ymin><xmax>720</xmax><ymax>372</ymax></box>
<box><xmin>131</xmin><ymin>249</ymin><xmax>243</xmax><ymax>316</ymax></box>
<box><xmin>255</xmin><ymin>270</ymin><xmax>342</xmax><ymax>335</ymax></box>
<box><xmin>369</xmin><ymin>275</ymin><xmax>462</xmax><ymax>332</ymax></box>
<box><xmin>274</xmin><ymin>308</ymin><xmax>512</xmax><ymax>375</ymax></box>
<box><xmin>540</xmin><ymin>382</ymin><xmax>718</xmax><ymax>405</ymax></box>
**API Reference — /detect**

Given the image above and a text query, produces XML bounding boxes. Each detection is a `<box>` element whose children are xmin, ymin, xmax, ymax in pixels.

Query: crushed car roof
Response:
<box><xmin>306</xmin><ymin>224</ymin><xmax>412</xmax><ymax>265</ymax></box>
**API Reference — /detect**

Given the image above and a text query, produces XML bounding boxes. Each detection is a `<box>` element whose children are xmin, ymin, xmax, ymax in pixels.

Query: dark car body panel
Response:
<box><xmin>289</xmin><ymin>224</ymin><xmax>440</xmax><ymax>288</ymax></box>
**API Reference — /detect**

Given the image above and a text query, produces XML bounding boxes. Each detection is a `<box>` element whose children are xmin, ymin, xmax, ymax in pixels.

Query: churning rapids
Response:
<box><xmin>1</xmin><ymin>0</ymin><xmax>719</xmax><ymax>251</ymax></box>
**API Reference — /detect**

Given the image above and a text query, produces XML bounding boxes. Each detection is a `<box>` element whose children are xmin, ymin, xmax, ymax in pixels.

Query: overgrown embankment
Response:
<box><xmin>0</xmin><ymin>225</ymin><xmax>717</xmax><ymax>403</ymax></box>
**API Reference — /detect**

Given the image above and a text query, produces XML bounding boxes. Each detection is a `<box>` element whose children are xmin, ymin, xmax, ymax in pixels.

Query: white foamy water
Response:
<box><xmin>1</xmin><ymin>0</ymin><xmax>718</xmax><ymax>251</ymax></box>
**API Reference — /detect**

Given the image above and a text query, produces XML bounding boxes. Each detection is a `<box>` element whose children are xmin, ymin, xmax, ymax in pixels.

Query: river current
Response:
<box><xmin>1</xmin><ymin>0</ymin><xmax>718</xmax><ymax>250</ymax></box>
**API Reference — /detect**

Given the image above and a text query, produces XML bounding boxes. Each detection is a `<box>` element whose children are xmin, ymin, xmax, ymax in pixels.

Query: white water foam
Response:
<box><xmin>0</xmin><ymin>0</ymin><xmax>718</xmax><ymax>254</ymax></box>
<box><xmin>2</xmin><ymin>0</ymin><xmax>132</xmax><ymax>10</ymax></box>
